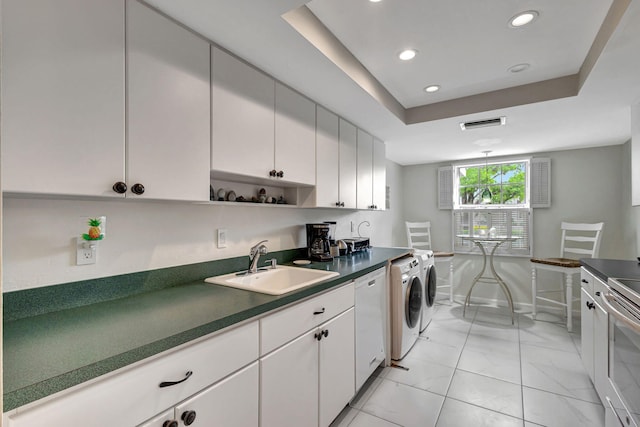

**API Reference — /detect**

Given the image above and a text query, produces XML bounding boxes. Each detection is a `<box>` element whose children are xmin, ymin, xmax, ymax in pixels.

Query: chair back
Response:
<box><xmin>559</xmin><ymin>222</ymin><xmax>604</xmax><ymax>259</ymax></box>
<box><xmin>405</xmin><ymin>221</ymin><xmax>432</xmax><ymax>250</ymax></box>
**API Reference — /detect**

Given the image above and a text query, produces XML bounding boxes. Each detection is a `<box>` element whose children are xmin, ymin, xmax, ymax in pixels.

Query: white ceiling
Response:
<box><xmin>146</xmin><ymin>0</ymin><xmax>640</xmax><ymax>165</ymax></box>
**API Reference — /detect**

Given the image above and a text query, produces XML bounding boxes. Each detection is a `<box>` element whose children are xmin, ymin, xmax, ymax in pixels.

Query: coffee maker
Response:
<box><xmin>306</xmin><ymin>223</ymin><xmax>333</xmax><ymax>261</ymax></box>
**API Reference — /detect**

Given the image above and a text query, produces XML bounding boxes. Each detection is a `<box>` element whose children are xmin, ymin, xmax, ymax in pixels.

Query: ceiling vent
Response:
<box><xmin>460</xmin><ymin>116</ymin><xmax>506</xmax><ymax>131</ymax></box>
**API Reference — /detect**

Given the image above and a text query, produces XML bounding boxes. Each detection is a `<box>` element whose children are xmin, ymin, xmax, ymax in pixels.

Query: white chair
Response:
<box><xmin>405</xmin><ymin>221</ymin><xmax>455</xmax><ymax>303</ymax></box>
<box><xmin>530</xmin><ymin>221</ymin><xmax>604</xmax><ymax>332</ymax></box>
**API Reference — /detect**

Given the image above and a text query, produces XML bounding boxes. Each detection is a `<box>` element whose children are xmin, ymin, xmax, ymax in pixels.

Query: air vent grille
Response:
<box><xmin>460</xmin><ymin>116</ymin><xmax>506</xmax><ymax>130</ymax></box>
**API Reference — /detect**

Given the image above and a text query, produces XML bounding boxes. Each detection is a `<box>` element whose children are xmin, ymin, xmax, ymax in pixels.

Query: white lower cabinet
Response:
<box><xmin>260</xmin><ymin>282</ymin><xmax>356</xmax><ymax>427</ymax></box>
<box><xmin>139</xmin><ymin>362</ymin><xmax>259</xmax><ymax>427</ymax></box>
<box><xmin>580</xmin><ymin>267</ymin><xmax>608</xmax><ymax>403</ymax></box>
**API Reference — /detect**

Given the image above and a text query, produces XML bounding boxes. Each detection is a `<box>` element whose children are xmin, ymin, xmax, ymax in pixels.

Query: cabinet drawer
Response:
<box><xmin>260</xmin><ymin>282</ymin><xmax>354</xmax><ymax>355</ymax></box>
<box><xmin>581</xmin><ymin>268</ymin><xmax>595</xmax><ymax>295</ymax></box>
<box><xmin>6</xmin><ymin>321</ymin><xmax>259</xmax><ymax>427</ymax></box>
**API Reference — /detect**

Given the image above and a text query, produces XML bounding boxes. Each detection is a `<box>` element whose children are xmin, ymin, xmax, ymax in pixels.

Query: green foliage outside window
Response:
<box><xmin>458</xmin><ymin>162</ymin><xmax>526</xmax><ymax>206</ymax></box>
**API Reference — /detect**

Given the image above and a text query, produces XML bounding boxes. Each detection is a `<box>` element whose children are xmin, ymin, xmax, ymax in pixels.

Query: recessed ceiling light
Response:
<box><xmin>509</xmin><ymin>10</ymin><xmax>539</xmax><ymax>28</ymax></box>
<box><xmin>398</xmin><ymin>49</ymin><xmax>417</xmax><ymax>61</ymax></box>
<box><xmin>369</xmin><ymin>0</ymin><xmax>382</xmax><ymax>2</ymax></box>
<box><xmin>424</xmin><ymin>85</ymin><xmax>440</xmax><ymax>93</ymax></box>
<box><xmin>508</xmin><ymin>63</ymin><xmax>530</xmax><ymax>73</ymax></box>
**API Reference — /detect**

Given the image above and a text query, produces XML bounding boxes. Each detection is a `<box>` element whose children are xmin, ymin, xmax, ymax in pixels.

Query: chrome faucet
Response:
<box><xmin>248</xmin><ymin>240</ymin><xmax>268</xmax><ymax>273</ymax></box>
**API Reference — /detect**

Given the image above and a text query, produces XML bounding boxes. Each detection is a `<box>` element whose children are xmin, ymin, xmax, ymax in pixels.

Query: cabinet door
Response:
<box><xmin>593</xmin><ymin>299</ymin><xmax>608</xmax><ymax>403</ymax></box>
<box><xmin>1</xmin><ymin>0</ymin><xmax>125</xmax><ymax>197</ymax></box>
<box><xmin>211</xmin><ymin>47</ymin><xmax>275</xmax><ymax>179</ymax></box>
<box><xmin>174</xmin><ymin>362</ymin><xmax>259</xmax><ymax>427</ymax></box>
<box><xmin>275</xmin><ymin>83</ymin><xmax>316</xmax><ymax>185</ymax></box>
<box><xmin>580</xmin><ymin>288</ymin><xmax>595</xmax><ymax>381</ymax></box>
<box><xmin>319</xmin><ymin>308</ymin><xmax>356</xmax><ymax>427</ymax></box>
<box><xmin>315</xmin><ymin>106</ymin><xmax>340</xmax><ymax>207</ymax></box>
<box><xmin>137</xmin><ymin>409</ymin><xmax>175</xmax><ymax>427</ymax></box>
<box><xmin>356</xmin><ymin>129</ymin><xmax>374</xmax><ymax>209</ymax></box>
<box><xmin>261</xmin><ymin>330</ymin><xmax>319</xmax><ymax>427</ymax></box>
<box><xmin>372</xmin><ymin>138</ymin><xmax>386</xmax><ymax>210</ymax></box>
<box><xmin>339</xmin><ymin>119</ymin><xmax>358</xmax><ymax>209</ymax></box>
<box><xmin>127</xmin><ymin>1</ymin><xmax>210</xmax><ymax>201</ymax></box>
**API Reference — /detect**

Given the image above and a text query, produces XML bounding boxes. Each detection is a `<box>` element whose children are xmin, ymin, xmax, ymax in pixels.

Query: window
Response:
<box><xmin>453</xmin><ymin>158</ymin><xmax>532</xmax><ymax>256</ymax></box>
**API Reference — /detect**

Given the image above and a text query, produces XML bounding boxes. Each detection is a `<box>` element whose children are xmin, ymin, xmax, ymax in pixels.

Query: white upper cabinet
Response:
<box><xmin>274</xmin><ymin>83</ymin><xmax>316</xmax><ymax>186</ymax></box>
<box><xmin>339</xmin><ymin>119</ymin><xmax>358</xmax><ymax>209</ymax></box>
<box><xmin>127</xmin><ymin>0</ymin><xmax>210</xmax><ymax>201</ymax></box>
<box><xmin>211</xmin><ymin>46</ymin><xmax>275</xmax><ymax>181</ymax></box>
<box><xmin>1</xmin><ymin>0</ymin><xmax>125</xmax><ymax>196</ymax></box>
<box><xmin>314</xmin><ymin>106</ymin><xmax>341</xmax><ymax>207</ymax></box>
<box><xmin>356</xmin><ymin>129</ymin><xmax>374</xmax><ymax>209</ymax></box>
<box><xmin>356</xmin><ymin>130</ymin><xmax>385</xmax><ymax>210</ymax></box>
<box><xmin>372</xmin><ymin>137</ymin><xmax>386</xmax><ymax>210</ymax></box>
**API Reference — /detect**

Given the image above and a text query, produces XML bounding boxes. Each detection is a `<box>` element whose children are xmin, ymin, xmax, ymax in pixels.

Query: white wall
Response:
<box><xmin>2</xmin><ymin>160</ymin><xmax>403</xmax><ymax>292</ymax></box>
<box><xmin>399</xmin><ymin>144</ymin><xmax>630</xmax><ymax>309</ymax></box>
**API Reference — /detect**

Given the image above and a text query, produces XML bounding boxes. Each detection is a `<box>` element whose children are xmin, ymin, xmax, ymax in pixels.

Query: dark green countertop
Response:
<box><xmin>3</xmin><ymin>247</ymin><xmax>410</xmax><ymax>411</ymax></box>
<box><xmin>581</xmin><ymin>258</ymin><xmax>640</xmax><ymax>283</ymax></box>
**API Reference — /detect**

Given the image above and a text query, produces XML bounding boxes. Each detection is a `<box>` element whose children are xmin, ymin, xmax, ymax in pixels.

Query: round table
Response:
<box><xmin>457</xmin><ymin>235</ymin><xmax>518</xmax><ymax>324</ymax></box>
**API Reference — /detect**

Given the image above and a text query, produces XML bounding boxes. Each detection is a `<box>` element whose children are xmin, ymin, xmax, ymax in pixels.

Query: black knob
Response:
<box><xmin>131</xmin><ymin>183</ymin><xmax>145</xmax><ymax>195</ymax></box>
<box><xmin>314</xmin><ymin>332</ymin><xmax>323</xmax><ymax>341</ymax></box>
<box><xmin>335</xmin><ymin>202</ymin><xmax>341</xmax><ymax>207</ymax></box>
<box><xmin>586</xmin><ymin>301</ymin><xmax>595</xmax><ymax>310</ymax></box>
<box><xmin>595</xmin><ymin>291</ymin><xmax>601</xmax><ymax>297</ymax></box>
<box><xmin>269</xmin><ymin>169</ymin><xmax>277</xmax><ymax>177</ymax></box>
<box><xmin>276</xmin><ymin>170</ymin><xmax>284</xmax><ymax>178</ymax></box>
<box><xmin>581</xmin><ymin>279</ymin><xmax>589</xmax><ymax>284</ymax></box>
<box><xmin>163</xmin><ymin>421</ymin><xmax>178</xmax><ymax>427</ymax></box>
<box><xmin>112</xmin><ymin>181</ymin><xmax>127</xmax><ymax>194</ymax></box>
<box><xmin>340</xmin><ymin>202</ymin><xmax>345</xmax><ymax>207</ymax></box>
<box><xmin>181</xmin><ymin>410</ymin><xmax>197</xmax><ymax>426</ymax></box>
<box><xmin>322</xmin><ymin>329</ymin><xmax>329</xmax><ymax>338</ymax></box>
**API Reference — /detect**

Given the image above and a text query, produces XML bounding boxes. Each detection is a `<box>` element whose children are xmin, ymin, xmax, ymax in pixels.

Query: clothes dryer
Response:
<box><xmin>414</xmin><ymin>250</ymin><xmax>436</xmax><ymax>332</ymax></box>
<box><xmin>390</xmin><ymin>255</ymin><xmax>423</xmax><ymax>360</ymax></box>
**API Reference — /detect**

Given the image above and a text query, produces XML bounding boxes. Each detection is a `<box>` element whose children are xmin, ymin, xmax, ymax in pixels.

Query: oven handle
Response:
<box><xmin>602</xmin><ymin>293</ymin><xmax>640</xmax><ymax>333</ymax></box>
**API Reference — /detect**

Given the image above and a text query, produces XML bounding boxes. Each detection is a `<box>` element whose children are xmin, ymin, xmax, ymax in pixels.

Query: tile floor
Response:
<box><xmin>331</xmin><ymin>303</ymin><xmax>605</xmax><ymax>427</ymax></box>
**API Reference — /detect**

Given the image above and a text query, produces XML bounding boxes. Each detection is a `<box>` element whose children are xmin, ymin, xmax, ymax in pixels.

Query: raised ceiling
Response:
<box><xmin>146</xmin><ymin>0</ymin><xmax>640</xmax><ymax>165</ymax></box>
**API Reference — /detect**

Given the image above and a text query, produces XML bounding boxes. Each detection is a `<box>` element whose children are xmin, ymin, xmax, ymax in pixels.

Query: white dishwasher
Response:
<box><xmin>355</xmin><ymin>267</ymin><xmax>387</xmax><ymax>391</ymax></box>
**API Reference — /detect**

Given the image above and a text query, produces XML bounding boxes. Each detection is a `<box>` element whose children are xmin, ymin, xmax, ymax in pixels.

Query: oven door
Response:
<box><xmin>601</xmin><ymin>290</ymin><xmax>640</xmax><ymax>427</ymax></box>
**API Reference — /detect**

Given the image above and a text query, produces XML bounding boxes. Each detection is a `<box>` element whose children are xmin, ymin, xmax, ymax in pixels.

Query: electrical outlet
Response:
<box><xmin>217</xmin><ymin>229</ymin><xmax>227</xmax><ymax>248</ymax></box>
<box><xmin>76</xmin><ymin>238</ymin><xmax>97</xmax><ymax>265</ymax></box>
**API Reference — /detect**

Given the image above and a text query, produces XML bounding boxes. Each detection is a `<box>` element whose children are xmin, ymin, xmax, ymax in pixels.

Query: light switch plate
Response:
<box><xmin>217</xmin><ymin>229</ymin><xmax>227</xmax><ymax>248</ymax></box>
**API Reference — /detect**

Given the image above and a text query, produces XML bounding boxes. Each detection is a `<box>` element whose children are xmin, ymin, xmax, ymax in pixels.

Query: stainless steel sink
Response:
<box><xmin>204</xmin><ymin>266</ymin><xmax>339</xmax><ymax>295</ymax></box>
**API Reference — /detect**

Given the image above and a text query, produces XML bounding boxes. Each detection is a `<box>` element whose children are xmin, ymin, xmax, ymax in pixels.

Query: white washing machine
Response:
<box><xmin>414</xmin><ymin>250</ymin><xmax>436</xmax><ymax>332</ymax></box>
<box><xmin>390</xmin><ymin>255</ymin><xmax>423</xmax><ymax>360</ymax></box>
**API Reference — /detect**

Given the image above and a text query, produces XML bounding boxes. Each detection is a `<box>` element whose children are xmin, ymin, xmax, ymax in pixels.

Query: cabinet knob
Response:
<box><xmin>131</xmin><ymin>183</ymin><xmax>145</xmax><ymax>195</ymax></box>
<box><xmin>340</xmin><ymin>202</ymin><xmax>345</xmax><ymax>207</ymax></box>
<box><xmin>181</xmin><ymin>410</ymin><xmax>197</xmax><ymax>426</ymax></box>
<box><xmin>322</xmin><ymin>329</ymin><xmax>329</xmax><ymax>338</ymax></box>
<box><xmin>586</xmin><ymin>301</ymin><xmax>595</xmax><ymax>310</ymax></box>
<box><xmin>581</xmin><ymin>279</ymin><xmax>589</xmax><ymax>284</ymax></box>
<box><xmin>112</xmin><ymin>181</ymin><xmax>127</xmax><ymax>194</ymax></box>
<box><xmin>163</xmin><ymin>421</ymin><xmax>178</xmax><ymax>427</ymax></box>
<box><xmin>276</xmin><ymin>170</ymin><xmax>284</xmax><ymax>178</ymax></box>
<box><xmin>269</xmin><ymin>169</ymin><xmax>277</xmax><ymax>177</ymax></box>
<box><xmin>335</xmin><ymin>202</ymin><xmax>341</xmax><ymax>207</ymax></box>
<box><xmin>595</xmin><ymin>291</ymin><xmax>601</xmax><ymax>297</ymax></box>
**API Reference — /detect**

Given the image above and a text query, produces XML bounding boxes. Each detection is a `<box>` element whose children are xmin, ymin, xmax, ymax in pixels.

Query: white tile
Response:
<box><xmin>523</xmin><ymin>386</ymin><xmax>605</xmax><ymax>427</ymax></box>
<box><xmin>436</xmin><ymin>397</ymin><xmax>524</xmax><ymax>427</ymax></box>
<box><xmin>519</xmin><ymin>319</ymin><xmax>579</xmax><ymax>353</ymax></box>
<box><xmin>329</xmin><ymin>406</ymin><xmax>359</xmax><ymax>427</ymax></box>
<box><xmin>474</xmin><ymin>307</ymin><xmax>519</xmax><ymax>327</ymax></box>
<box><xmin>350</xmin><ymin>375</ymin><xmax>384</xmax><ymax>409</ymax></box>
<box><xmin>520</xmin><ymin>344</ymin><xmax>600</xmax><ymax>403</ymax></box>
<box><xmin>421</xmin><ymin>326</ymin><xmax>469</xmax><ymax>350</ymax></box>
<box><xmin>349</xmin><ymin>411</ymin><xmax>403</xmax><ymax>427</ymax></box>
<box><xmin>465</xmin><ymin>334</ymin><xmax>521</xmax><ymax>357</ymax></box>
<box><xmin>404</xmin><ymin>336</ymin><xmax>464</xmax><ymax>368</ymax></box>
<box><xmin>362</xmin><ymin>379</ymin><xmax>445</xmax><ymax>427</ymax></box>
<box><xmin>457</xmin><ymin>344</ymin><xmax>522</xmax><ymax>384</ymax></box>
<box><xmin>432</xmin><ymin>304</ymin><xmax>475</xmax><ymax>322</ymax></box>
<box><xmin>469</xmin><ymin>321</ymin><xmax>520</xmax><ymax>342</ymax></box>
<box><xmin>385</xmin><ymin>357</ymin><xmax>455</xmax><ymax>395</ymax></box>
<box><xmin>447</xmin><ymin>370</ymin><xmax>523</xmax><ymax>419</ymax></box>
